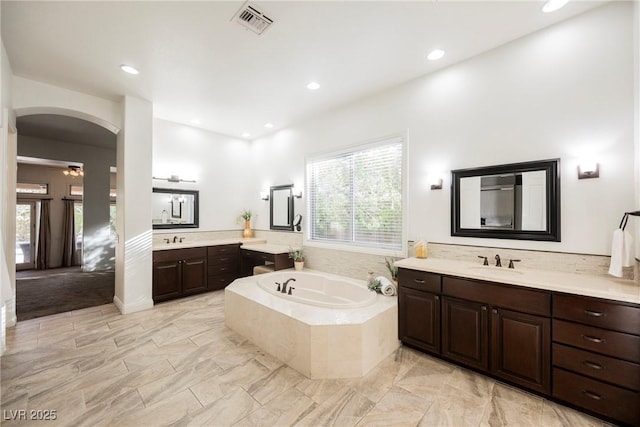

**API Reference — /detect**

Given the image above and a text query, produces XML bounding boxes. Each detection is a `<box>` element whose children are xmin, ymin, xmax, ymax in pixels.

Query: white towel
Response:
<box><xmin>622</xmin><ymin>229</ymin><xmax>634</xmax><ymax>268</ymax></box>
<box><xmin>377</xmin><ymin>276</ymin><xmax>397</xmax><ymax>296</ymax></box>
<box><xmin>609</xmin><ymin>228</ymin><xmax>634</xmax><ymax>277</ymax></box>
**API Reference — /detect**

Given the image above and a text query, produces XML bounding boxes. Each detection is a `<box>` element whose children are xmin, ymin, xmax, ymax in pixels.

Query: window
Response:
<box><xmin>307</xmin><ymin>135</ymin><xmax>404</xmax><ymax>253</ymax></box>
<box><xmin>69</xmin><ymin>185</ymin><xmax>83</xmax><ymax>196</ymax></box>
<box><xmin>16</xmin><ymin>182</ymin><xmax>48</xmax><ymax>195</ymax></box>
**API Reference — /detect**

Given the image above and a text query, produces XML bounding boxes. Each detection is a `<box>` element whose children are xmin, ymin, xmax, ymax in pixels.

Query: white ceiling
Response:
<box><xmin>2</xmin><ymin>1</ymin><xmax>605</xmax><ymax>140</ymax></box>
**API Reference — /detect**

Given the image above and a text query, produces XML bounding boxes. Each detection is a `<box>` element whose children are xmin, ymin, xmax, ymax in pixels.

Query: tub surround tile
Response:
<box><xmin>2</xmin><ymin>290</ymin><xmax>614</xmax><ymax>426</ymax></box>
<box><xmin>225</xmin><ymin>273</ymin><xmax>399</xmax><ymax>379</ymax></box>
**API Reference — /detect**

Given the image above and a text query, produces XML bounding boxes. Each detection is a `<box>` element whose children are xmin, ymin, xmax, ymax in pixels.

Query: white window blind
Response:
<box><xmin>307</xmin><ymin>136</ymin><xmax>404</xmax><ymax>252</ymax></box>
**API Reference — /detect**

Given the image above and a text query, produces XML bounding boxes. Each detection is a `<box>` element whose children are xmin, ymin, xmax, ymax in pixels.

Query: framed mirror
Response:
<box><xmin>451</xmin><ymin>159</ymin><xmax>560</xmax><ymax>241</ymax></box>
<box><xmin>270</xmin><ymin>184</ymin><xmax>294</xmax><ymax>231</ymax></box>
<box><xmin>152</xmin><ymin>188</ymin><xmax>199</xmax><ymax>229</ymax></box>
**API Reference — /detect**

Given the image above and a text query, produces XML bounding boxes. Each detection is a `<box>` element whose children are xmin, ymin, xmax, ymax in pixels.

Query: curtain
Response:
<box><xmin>35</xmin><ymin>200</ymin><xmax>51</xmax><ymax>270</ymax></box>
<box><xmin>62</xmin><ymin>199</ymin><xmax>77</xmax><ymax>267</ymax></box>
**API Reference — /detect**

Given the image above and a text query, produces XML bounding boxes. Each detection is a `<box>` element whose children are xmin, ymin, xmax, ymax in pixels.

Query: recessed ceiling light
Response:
<box><xmin>542</xmin><ymin>0</ymin><xmax>569</xmax><ymax>13</ymax></box>
<box><xmin>427</xmin><ymin>49</ymin><xmax>445</xmax><ymax>61</ymax></box>
<box><xmin>264</xmin><ymin>123</ymin><xmax>274</xmax><ymax>129</ymax></box>
<box><xmin>190</xmin><ymin>119</ymin><xmax>201</xmax><ymax>125</ymax></box>
<box><xmin>120</xmin><ymin>64</ymin><xmax>139</xmax><ymax>75</ymax></box>
<box><xmin>242</xmin><ymin>132</ymin><xmax>251</xmax><ymax>138</ymax></box>
<box><xmin>306</xmin><ymin>82</ymin><xmax>320</xmax><ymax>90</ymax></box>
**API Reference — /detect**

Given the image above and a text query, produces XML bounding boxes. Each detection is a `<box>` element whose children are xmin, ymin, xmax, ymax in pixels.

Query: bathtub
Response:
<box><xmin>257</xmin><ymin>272</ymin><xmax>377</xmax><ymax>309</ymax></box>
<box><xmin>225</xmin><ymin>270</ymin><xmax>399</xmax><ymax>379</ymax></box>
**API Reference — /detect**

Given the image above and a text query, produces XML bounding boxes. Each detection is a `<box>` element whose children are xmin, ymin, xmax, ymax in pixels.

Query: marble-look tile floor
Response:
<box><xmin>1</xmin><ymin>291</ymin><xmax>612</xmax><ymax>427</ymax></box>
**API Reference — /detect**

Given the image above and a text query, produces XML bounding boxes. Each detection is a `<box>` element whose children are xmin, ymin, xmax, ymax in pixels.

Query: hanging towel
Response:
<box><xmin>608</xmin><ymin>229</ymin><xmax>624</xmax><ymax>277</ymax></box>
<box><xmin>622</xmin><ymin>230</ymin><xmax>634</xmax><ymax>268</ymax></box>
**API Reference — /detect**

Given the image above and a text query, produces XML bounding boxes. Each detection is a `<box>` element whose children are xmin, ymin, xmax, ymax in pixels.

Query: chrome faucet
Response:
<box><xmin>495</xmin><ymin>254</ymin><xmax>502</xmax><ymax>267</ymax></box>
<box><xmin>282</xmin><ymin>278</ymin><xmax>296</xmax><ymax>293</ymax></box>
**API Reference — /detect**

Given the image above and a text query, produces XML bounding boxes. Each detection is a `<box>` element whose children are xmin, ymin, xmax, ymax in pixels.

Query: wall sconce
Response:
<box><xmin>152</xmin><ymin>174</ymin><xmax>196</xmax><ymax>183</ymax></box>
<box><xmin>578</xmin><ymin>162</ymin><xmax>599</xmax><ymax>179</ymax></box>
<box><xmin>260</xmin><ymin>191</ymin><xmax>270</xmax><ymax>201</ymax></box>
<box><xmin>293</xmin><ymin>187</ymin><xmax>303</xmax><ymax>198</ymax></box>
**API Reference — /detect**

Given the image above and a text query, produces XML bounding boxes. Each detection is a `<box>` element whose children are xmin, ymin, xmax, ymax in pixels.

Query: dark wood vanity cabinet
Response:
<box><xmin>207</xmin><ymin>244</ymin><xmax>240</xmax><ymax>290</ymax></box>
<box><xmin>153</xmin><ymin>247</ymin><xmax>207</xmax><ymax>303</ymax></box>
<box><xmin>239</xmin><ymin>248</ymin><xmax>293</xmax><ymax>277</ymax></box>
<box><xmin>397</xmin><ymin>269</ymin><xmax>442</xmax><ymax>354</ymax></box>
<box><xmin>398</xmin><ymin>268</ymin><xmax>551</xmax><ymax>395</ymax></box>
<box><xmin>397</xmin><ymin>267</ymin><xmax>640</xmax><ymax>426</ymax></box>
<box><xmin>551</xmin><ymin>293</ymin><xmax>640</xmax><ymax>426</ymax></box>
<box><xmin>441</xmin><ymin>296</ymin><xmax>489</xmax><ymax>371</ymax></box>
<box><xmin>442</xmin><ymin>276</ymin><xmax>551</xmax><ymax>394</ymax></box>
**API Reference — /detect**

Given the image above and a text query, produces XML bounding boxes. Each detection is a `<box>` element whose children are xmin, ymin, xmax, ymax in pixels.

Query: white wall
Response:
<box><xmin>13</xmin><ymin>77</ymin><xmax>121</xmax><ymax>132</ymax></box>
<box><xmin>152</xmin><ymin>119</ymin><xmax>255</xmax><ymax>231</ymax></box>
<box><xmin>1</xmin><ymin>39</ymin><xmax>16</xmax><ymax>354</ymax></box>
<box><xmin>114</xmin><ymin>96</ymin><xmax>153</xmax><ymax>314</ymax></box>
<box><xmin>249</xmin><ymin>2</ymin><xmax>634</xmax><ymax>256</ymax></box>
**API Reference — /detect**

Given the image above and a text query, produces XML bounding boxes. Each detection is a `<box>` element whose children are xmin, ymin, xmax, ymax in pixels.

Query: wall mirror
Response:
<box><xmin>451</xmin><ymin>159</ymin><xmax>560</xmax><ymax>241</ymax></box>
<box><xmin>152</xmin><ymin>188</ymin><xmax>199</xmax><ymax>229</ymax></box>
<box><xmin>270</xmin><ymin>184</ymin><xmax>294</xmax><ymax>231</ymax></box>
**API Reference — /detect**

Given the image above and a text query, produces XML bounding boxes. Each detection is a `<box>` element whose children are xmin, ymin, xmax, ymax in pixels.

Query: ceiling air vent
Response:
<box><xmin>231</xmin><ymin>2</ymin><xmax>274</xmax><ymax>35</ymax></box>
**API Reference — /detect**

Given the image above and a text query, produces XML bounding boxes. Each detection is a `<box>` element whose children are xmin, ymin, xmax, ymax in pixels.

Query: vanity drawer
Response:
<box><xmin>553</xmin><ymin>294</ymin><xmax>640</xmax><ymax>335</ymax></box>
<box><xmin>553</xmin><ymin>343</ymin><xmax>640</xmax><ymax>391</ymax></box>
<box><xmin>553</xmin><ymin>368</ymin><xmax>640</xmax><ymax>426</ymax></box>
<box><xmin>208</xmin><ymin>262</ymin><xmax>237</xmax><ymax>275</ymax></box>
<box><xmin>443</xmin><ymin>277</ymin><xmax>550</xmax><ymax>316</ymax></box>
<box><xmin>397</xmin><ymin>269</ymin><xmax>441</xmax><ymax>293</ymax></box>
<box><xmin>208</xmin><ymin>273</ymin><xmax>238</xmax><ymax>291</ymax></box>
<box><xmin>242</xmin><ymin>250</ymin><xmax>275</xmax><ymax>263</ymax></box>
<box><xmin>553</xmin><ymin>319</ymin><xmax>640</xmax><ymax>363</ymax></box>
<box><xmin>208</xmin><ymin>244</ymin><xmax>240</xmax><ymax>258</ymax></box>
<box><xmin>153</xmin><ymin>247</ymin><xmax>206</xmax><ymax>263</ymax></box>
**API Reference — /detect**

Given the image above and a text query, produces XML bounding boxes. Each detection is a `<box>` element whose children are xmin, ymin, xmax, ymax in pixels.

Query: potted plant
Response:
<box><xmin>385</xmin><ymin>257</ymin><xmax>398</xmax><ymax>284</ymax></box>
<box><xmin>288</xmin><ymin>247</ymin><xmax>304</xmax><ymax>271</ymax></box>
<box><xmin>239</xmin><ymin>210</ymin><xmax>254</xmax><ymax>238</ymax></box>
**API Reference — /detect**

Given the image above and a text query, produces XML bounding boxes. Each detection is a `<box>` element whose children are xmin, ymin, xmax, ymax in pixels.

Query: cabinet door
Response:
<box><xmin>182</xmin><ymin>257</ymin><xmax>208</xmax><ymax>296</ymax></box>
<box><xmin>491</xmin><ymin>308</ymin><xmax>550</xmax><ymax>394</ymax></box>
<box><xmin>442</xmin><ymin>296</ymin><xmax>489</xmax><ymax>371</ymax></box>
<box><xmin>398</xmin><ymin>287</ymin><xmax>440</xmax><ymax>354</ymax></box>
<box><xmin>153</xmin><ymin>260</ymin><xmax>182</xmax><ymax>302</ymax></box>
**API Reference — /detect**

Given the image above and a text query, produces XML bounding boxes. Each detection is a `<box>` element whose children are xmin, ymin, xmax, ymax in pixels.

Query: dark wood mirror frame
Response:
<box><xmin>270</xmin><ymin>184</ymin><xmax>294</xmax><ymax>231</ymax></box>
<box><xmin>451</xmin><ymin>159</ymin><xmax>561</xmax><ymax>241</ymax></box>
<box><xmin>152</xmin><ymin>188</ymin><xmax>199</xmax><ymax>229</ymax></box>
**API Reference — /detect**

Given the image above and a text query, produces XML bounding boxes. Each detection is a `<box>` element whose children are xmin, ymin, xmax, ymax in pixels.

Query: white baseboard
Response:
<box><xmin>112</xmin><ymin>295</ymin><xmax>153</xmax><ymax>314</ymax></box>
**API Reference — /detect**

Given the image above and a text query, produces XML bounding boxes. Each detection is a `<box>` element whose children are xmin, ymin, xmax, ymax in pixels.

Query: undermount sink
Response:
<box><xmin>467</xmin><ymin>265</ymin><xmax>524</xmax><ymax>275</ymax></box>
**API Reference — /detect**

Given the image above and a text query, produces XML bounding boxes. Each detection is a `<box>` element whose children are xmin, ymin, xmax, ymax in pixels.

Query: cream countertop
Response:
<box><xmin>240</xmin><ymin>243</ymin><xmax>297</xmax><ymax>255</ymax></box>
<box><xmin>153</xmin><ymin>237</ymin><xmax>266</xmax><ymax>251</ymax></box>
<box><xmin>394</xmin><ymin>257</ymin><xmax>640</xmax><ymax>305</ymax></box>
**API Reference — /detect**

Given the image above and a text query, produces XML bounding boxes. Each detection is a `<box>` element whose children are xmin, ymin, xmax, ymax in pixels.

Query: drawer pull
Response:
<box><xmin>582</xmin><ymin>360</ymin><xmax>604</xmax><ymax>370</ymax></box>
<box><xmin>584</xmin><ymin>309</ymin><xmax>604</xmax><ymax>317</ymax></box>
<box><xmin>413</xmin><ymin>279</ymin><xmax>425</xmax><ymax>284</ymax></box>
<box><xmin>581</xmin><ymin>390</ymin><xmax>603</xmax><ymax>401</ymax></box>
<box><xmin>582</xmin><ymin>335</ymin><xmax>605</xmax><ymax>344</ymax></box>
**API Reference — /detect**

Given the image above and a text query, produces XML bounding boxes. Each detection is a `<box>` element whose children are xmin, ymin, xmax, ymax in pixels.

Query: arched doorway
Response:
<box><xmin>14</xmin><ymin>111</ymin><xmax>119</xmax><ymax>320</ymax></box>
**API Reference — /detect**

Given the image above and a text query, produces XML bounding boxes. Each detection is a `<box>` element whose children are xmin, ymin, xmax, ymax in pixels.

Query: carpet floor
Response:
<box><xmin>16</xmin><ymin>268</ymin><xmax>114</xmax><ymax>321</ymax></box>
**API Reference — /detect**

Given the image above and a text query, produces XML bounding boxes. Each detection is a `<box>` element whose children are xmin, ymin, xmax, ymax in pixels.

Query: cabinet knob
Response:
<box><xmin>481</xmin><ymin>306</ymin><xmax>487</xmax><ymax>311</ymax></box>
<box><xmin>434</xmin><ymin>295</ymin><xmax>439</xmax><ymax>301</ymax></box>
<box><xmin>492</xmin><ymin>309</ymin><xmax>498</xmax><ymax>314</ymax></box>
